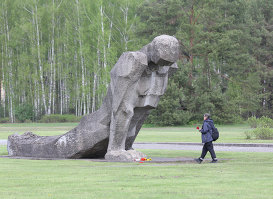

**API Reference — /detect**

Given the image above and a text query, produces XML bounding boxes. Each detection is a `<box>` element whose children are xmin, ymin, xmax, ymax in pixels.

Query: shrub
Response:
<box><xmin>247</xmin><ymin>116</ymin><xmax>273</xmax><ymax>128</ymax></box>
<box><xmin>24</xmin><ymin>119</ymin><xmax>33</xmax><ymax>123</ymax></box>
<box><xmin>247</xmin><ymin>116</ymin><xmax>258</xmax><ymax>128</ymax></box>
<box><xmin>245</xmin><ymin>125</ymin><xmax>273</xmax><ymax>140</ymax></box>
<box><xmin>252</xmin><ymin>128</ymin><xmax>273</xmax><ymax>140</ymax></box>
<box><xmin>38</xmin><ymin>114</ymin><xmax>81</xmax><ymax>123</ymax></box>
<box><xmin>0</xmin><ymin>117</ymin><xmax>10</xmax><ymax>123</ymax></box>
<box><xmin>15</xmin><ymin>104</ymin><xmax>34</xmax><ymax>122</ymax></box>
<box><xmin>146</xmin><ymin>110</ymin><xmax>192</xmax><ymax>126</ymax></box>
<box><xmin>245</xmin><ymin>116</ymin><xmax>273</xmax><ymax>140</ymax></box>
<box><xmin>244</xmin><ymin>131</ymin><xmax>252</xmax><ymax>139</ymax></box>
<box><xmin>257</xmin><ymin>116</ymin><xmax>273</xmax><ymax>128</ymax></box>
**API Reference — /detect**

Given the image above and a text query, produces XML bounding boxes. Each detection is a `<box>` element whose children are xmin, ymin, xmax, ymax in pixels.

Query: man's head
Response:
<box><xmin>203</xmin><ymin>113</ymin><xmax>210</xmax><ymax>120</ymax></box>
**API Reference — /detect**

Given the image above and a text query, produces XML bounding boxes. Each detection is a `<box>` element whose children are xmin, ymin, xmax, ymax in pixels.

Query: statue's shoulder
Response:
<box><xmin>110</xmin><ymin>51</ymin><xmax>148</xmax><ymax>79</ymax></box>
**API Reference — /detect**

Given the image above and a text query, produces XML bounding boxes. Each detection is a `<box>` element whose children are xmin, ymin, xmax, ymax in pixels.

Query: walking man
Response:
<box><xmin>195</xmin><ymin>113</ymin><xmax>218</xmax><ymax>163</ymax></box>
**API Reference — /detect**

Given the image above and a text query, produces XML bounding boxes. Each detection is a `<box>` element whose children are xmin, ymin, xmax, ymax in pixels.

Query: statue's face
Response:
<box><xmin>118</xmin><ymin>35</ymin><xmax>179</xmax><ymax>109</ymax></box>
<box><xmin>135</xmin><ymin>36</ymin><xmax>179</xmax><ymax>108</ymax></box>
<box><xmin>136</xmin><ymin>65</ymin><xmax>169</xmax><ymax>108</ymax></box>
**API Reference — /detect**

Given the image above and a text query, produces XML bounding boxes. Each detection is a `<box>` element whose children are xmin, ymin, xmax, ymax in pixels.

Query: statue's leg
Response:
<box><xmin>125</xmin><ymin>108</ymin><xmax>151</xmax><ymax>150</ymax></box>
<box><xmin>107</xmin><ymin>109</ymin><xmax>133</xmax><ymax>151</ymax></box>
<box><xmin>105</xmin><ymin>107</ymin><xmax>146</xmax><ymax>161</ymax></box>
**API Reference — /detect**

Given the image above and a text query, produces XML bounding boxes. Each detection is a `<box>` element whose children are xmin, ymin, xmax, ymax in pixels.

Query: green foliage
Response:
<box><xmin>136</xmin><ymin>0</ymin><xmax>273</xmax><ymax>125</ymax></box>
<box><xmin>245</xmin><ymin>116</ymin><xmax>273</xmax><ymax>140</ymax></box>
<box><xmin>247</xmin><ymin>116</ymin><xmax>273</xmax><ymax>128</ymax></box>
<box><xmin>14</xmin><ymin>104</ymin><xmax>34</xmax><ymax>122</ymax></box>
<box><xmin>257</xmin><ymin>116</ymin><xmax>273</xmax><ymax>128</ymax></box>
<box><xmin>38</xmin><ymin>114</ymin><xmax>80</xmax><ymax>123</ymax></box>
<box><xmin>244</xmin><ymin>130</ymin><xmax>252</xmax><ymax>140</ymax></box>
<box><xmin>247</xmin><ymin>116</ymin><xmax>258</xmax><ymax>128</ymax></box>
<box><xmin>0</xmin><ymin>117</ymin><xmax>10</xmax><ymax>123</ymax></box>
<box><xmin>0</xmin><ymin>0</ymin><xmax>272</xmax><ymax>126</ymax></box>
<box><xmin>252</xmin><ymin>128</ymin><xmax>273</xmax><ymax>140</ymax></box>
<box><xmin>0</xmin><ymin>0</ymin><xmax>144</xmax><ymax>120</ymax></box>
<box><xmin>245</xmin><ymin>128</ymin><xmax>273</xmax><ymax>140</ymax></box>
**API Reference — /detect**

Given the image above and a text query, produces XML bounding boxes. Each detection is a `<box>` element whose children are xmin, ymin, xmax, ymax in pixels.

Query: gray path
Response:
<box><xmin>133</xmin><ymin>143</ymin><xmax>273</xmax><ymax>152</ymax></box>
<box><xmin>0</xmin><ymin>139</ymin><xmax>7</xmax><ymax>145</ymax></box>
<box><xmin>1</xmin><ymin>139</ymin><xmax>273</xmax><ymax>152</ymax></box>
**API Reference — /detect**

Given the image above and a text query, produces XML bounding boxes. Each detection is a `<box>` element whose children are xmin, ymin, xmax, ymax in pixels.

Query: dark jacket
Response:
<box><xmin>200</xmin><ymin>119</ymin><xmax>214</xmax><ymax>143</ymax></box>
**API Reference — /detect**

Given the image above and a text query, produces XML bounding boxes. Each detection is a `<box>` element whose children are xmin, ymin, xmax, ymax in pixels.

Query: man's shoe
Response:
<box><xmin>210</xmin><ymin>159</ymin><xmax>218</xmax><ymax>163</ymax></box>
<box><xmin>194</xmin><ymin>158</ymin><xmax>203</xmax><ymax>164</ymax></box>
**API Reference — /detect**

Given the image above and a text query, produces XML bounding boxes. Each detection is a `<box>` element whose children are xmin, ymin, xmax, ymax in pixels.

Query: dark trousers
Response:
<box><xmin>201</xmin><ymin>141</ymin><xmax>216</xmax><ymax>159</ymax></box>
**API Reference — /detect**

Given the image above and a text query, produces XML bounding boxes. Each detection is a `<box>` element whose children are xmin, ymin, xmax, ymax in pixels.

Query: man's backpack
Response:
<box><xmin>209</xmin><ymin>123</ymin><xmax>219</xmax><ymax>141</ymax></box>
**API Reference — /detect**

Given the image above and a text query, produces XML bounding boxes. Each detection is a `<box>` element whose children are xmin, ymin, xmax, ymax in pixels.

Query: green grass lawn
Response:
<box><xmin>0</xmin><ymin>150</ymin><xmax>272</xmax><ymax>199</ymax></box>
<box><xmin>0</xmin><ymin>123</ymin><xmax>78</xmax><ymax>139</ymax></box>
<box><xmin>136</xmin><ymin>124</ymin><xmax>273</xmax><ymax>143</ymax></box>
<box><xmin>0</xmin><ymin>123</ymin><xmax>272</xmax><ymax>198</ymax></box>
<box><xmin>1</xmin><ymin>123</ymin><xmax>272</xmax><ymax>143</ymax></box>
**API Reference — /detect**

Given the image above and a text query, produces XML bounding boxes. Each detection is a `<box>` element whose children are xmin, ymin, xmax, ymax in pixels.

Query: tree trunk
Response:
<box><xmin>34</xmin><ymin>2</ymin><xmax>47</xmax><ymax>114</ymax></box>
<box><xmin>76</xmin><ymin>0</ymin><xmax>86</xmax><ymax>115</ymax></box>
<box><xmin>100</xmin><ymin>5</ymin><xmax>107</xmax><ymax>70</ymax></box>
<box><xmin>4</xmin><ymin>6</ymin><xmax>14</xmax><ymax>122</ymax></box>
<box><xmin>91</xmin><ymin>73</ymin><xmax>97</xmax><ymax>113</ymax></box>
<box><xmin>1</xmin><ymin>44</ymin><xmax>5</xmax><ymax>117</ymax></box>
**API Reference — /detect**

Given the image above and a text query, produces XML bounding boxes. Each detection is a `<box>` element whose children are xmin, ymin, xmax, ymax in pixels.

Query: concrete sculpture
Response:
<box><xmin>7</xmin><ymin>35</ymin><xmax>179</xmax><ymax>161</ymax></box>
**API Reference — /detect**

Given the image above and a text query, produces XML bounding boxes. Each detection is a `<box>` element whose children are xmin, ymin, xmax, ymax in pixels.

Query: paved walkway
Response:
<box><xmin>0</xmin><ymin>140</ymin><xmax>7</xmax><ymax>146</ymax></box>
<box><xmin>133</xmin><ymin>142</ymin><xmax>273</xmax><ymax>153</ymax></box>
<box><xmin>1</xmin><ymin>139</ymin><xmax>273</xmax><ymax>152</ymax></box>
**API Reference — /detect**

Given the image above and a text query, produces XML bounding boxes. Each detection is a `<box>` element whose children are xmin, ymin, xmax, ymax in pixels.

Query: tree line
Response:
<box><xmin>0</xmin><ymin>0</ymin><xmax>141</xmax><ymax>122</ymax></box>
<box><xmin>141</xmin><ymin>0</ymin><xmax>273</xmax><ymax>125</ymax></box>
<box><xmin>0</xmin><ymin>0</ymin><xmax>272</xmax><ymax>124</ymax></box>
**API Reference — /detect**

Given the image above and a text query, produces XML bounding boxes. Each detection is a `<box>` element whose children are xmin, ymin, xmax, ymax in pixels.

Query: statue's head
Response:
<box><xmin>141</xmin><ymin>35</ymin><xmax>179</xmax><ymax>66</ymax></box>
<box><xmin>110</xmin><ymin>35</ymin><xmax>180</xmax><ymax>112</ymax></box>
<box><xmin>137</xmin><ymin>35</ymin><xmax>179</xmax><ymax>108</ymax></box>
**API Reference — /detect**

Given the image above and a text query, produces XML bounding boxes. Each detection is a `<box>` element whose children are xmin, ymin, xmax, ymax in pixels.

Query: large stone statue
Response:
<box><xmin>7</xmin><ymin>35</ymin><xmax>179</xmax><ymax>161</ymax></box>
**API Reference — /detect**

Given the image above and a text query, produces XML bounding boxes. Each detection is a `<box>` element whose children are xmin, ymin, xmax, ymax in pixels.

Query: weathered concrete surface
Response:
<box><xmin>7</xmin><ymin>35</ymin><xmax>180</xmax><ymax>161</ymax></box>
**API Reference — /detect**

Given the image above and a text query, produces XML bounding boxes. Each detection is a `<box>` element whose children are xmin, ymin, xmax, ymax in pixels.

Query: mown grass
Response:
<box><xmin>0</xmin><ymin>150</ymin><xmax>272</xmax><ymax>199</ymax></box>
<box><xmin>0</xmin><ymin>123</ymin><xmax>272</xmax><ymax>198</ymax></box>
<box><xmin>1</xmin><ymin>123</ymin><xmax>272</xmax><ymax>143</ymax></box>
<box><xmin>0</xmin><ymin>123</ymin><xmax>78</xmax><ymax>139</ymax></box>
<box><xmin>136</xmin><ymin>124</ymin><xmax>264</xmax><ymax>143</ymax></box>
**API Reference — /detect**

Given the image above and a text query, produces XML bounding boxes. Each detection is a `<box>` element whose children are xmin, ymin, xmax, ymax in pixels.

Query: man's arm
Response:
<box><xmin>200</xmin><ymin>123</ymin><xmax>209</xmax><ymax>134</ymax></box>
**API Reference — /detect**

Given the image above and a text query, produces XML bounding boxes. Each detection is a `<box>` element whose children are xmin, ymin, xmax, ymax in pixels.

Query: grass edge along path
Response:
<box><xmin>0</xmin><ymin>150</ymin><xmax>272</xmax><ymax>199</ymax></box>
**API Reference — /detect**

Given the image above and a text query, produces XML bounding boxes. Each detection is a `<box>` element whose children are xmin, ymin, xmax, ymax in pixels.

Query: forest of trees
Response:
<box><xmin>0</xmin><ymin>0</ymin><xmax>272</xmax><ymax>125</ymax></box>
